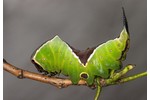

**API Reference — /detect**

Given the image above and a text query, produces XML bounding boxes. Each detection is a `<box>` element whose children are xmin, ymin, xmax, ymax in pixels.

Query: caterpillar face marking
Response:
<box><xmin>80</xmin><ymin>72</ymin><xmax>89</xmax><ymax>79</ymax></box>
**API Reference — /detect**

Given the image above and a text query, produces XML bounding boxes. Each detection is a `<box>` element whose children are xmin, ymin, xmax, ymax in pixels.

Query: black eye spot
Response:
<box><xmin>80</xmin><ymin>73</ymin><xmax>88</xmax><ymax>79</ymax></box>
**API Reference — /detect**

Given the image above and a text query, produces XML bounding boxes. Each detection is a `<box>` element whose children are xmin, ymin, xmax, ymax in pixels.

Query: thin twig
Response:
<box><xmin>3</xmin><ymin>59</ymin><xmax>147</xmax><ymax>89</ymax></box>
<box><xmin>94</xmin><ymin>78</ymin><xmax>102</xmax><ymax>100</ymax></box>
<box><xmin>106</xmin><ymin>72</ymin><xmax>147</xmax><ymax>86</ymax></box>
<box><xmin>105</xmin><ymin>65</ymin><xmax>134</xmax><ymax>85</ymax></box>
<box><xmin>119</xmin><ymin>72</ymin><xmax>147</xmax><ymax>83</ymax></box>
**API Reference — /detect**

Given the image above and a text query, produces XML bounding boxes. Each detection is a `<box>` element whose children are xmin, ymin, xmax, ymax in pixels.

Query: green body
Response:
<box><xmin>32</xmin><ymin>27</ymin><xmax>129</xmax><ymax>85</ymax></box>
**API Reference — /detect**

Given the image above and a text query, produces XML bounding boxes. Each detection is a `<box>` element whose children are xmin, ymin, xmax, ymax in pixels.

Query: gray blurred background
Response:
<box><xmin>3</xmin><ymin>0</ymin><xmax>147</xmax><ymax>100</ymax></box>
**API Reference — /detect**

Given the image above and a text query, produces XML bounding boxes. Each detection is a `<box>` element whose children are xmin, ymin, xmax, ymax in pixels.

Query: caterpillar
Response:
<box><xmin>31</xmin><ymin>8</ymin><xmax>129</xmax><ymax>85</ymax></box>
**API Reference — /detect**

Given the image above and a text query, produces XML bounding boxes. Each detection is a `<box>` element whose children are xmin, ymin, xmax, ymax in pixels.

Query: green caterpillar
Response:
<box><xmin>31</xmin><ymin>9</ymin><xmax>129</xmax><ymax>85</ymax></box>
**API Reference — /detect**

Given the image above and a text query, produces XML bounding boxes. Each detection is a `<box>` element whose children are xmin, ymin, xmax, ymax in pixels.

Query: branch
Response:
<box><xmin>3</xmin><ymin>59</ymin><xmax>147</xmax><ymax>89</ymax></box>
<box><xmin>3</xmin><ymin>59</ymin><xmax>86</xmax><ymax>88</ymax></box>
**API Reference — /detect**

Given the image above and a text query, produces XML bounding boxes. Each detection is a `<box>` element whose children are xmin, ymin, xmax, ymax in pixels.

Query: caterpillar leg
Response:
<box><xmin>47</xmin><ymin>70</ymin><xmax>61</xmax><ymax>77</ymax></box>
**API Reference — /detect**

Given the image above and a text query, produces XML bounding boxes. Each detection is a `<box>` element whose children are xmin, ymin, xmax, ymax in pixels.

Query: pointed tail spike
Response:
<box><xmin>122</xmin><ymin>7</ymin><xmax>129</xmax><ymax>33</ymax></box>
